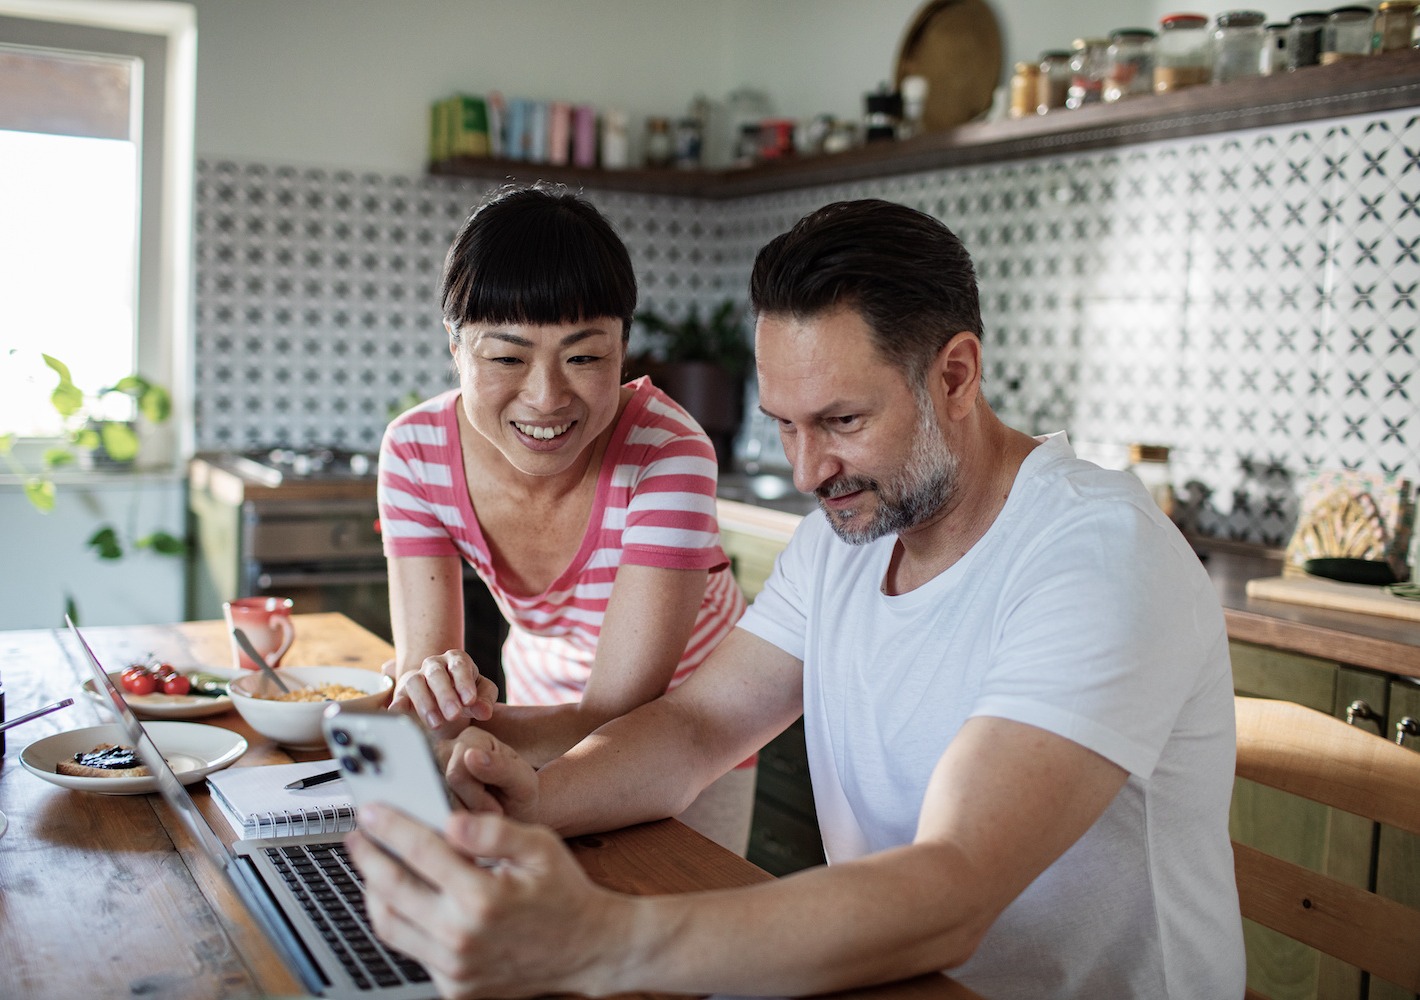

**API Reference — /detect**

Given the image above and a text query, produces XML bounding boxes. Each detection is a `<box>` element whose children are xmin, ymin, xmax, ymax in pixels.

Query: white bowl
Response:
<box><xmin>228</xmin><ymin>666</ymin><xmax>393</xmax><ymax>749</ymax></box>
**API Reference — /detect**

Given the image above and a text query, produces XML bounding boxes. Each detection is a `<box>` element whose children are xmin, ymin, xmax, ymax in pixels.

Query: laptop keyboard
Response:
<box><xmin>265</xmin><ymin>842</ymin><xmax>432</xmax><ymax>991</ymax></box>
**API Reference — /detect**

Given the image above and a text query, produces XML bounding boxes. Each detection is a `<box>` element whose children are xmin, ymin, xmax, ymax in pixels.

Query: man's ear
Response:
<box><xmin>928</xmin><ymin>331</ymin><xmax>982</xmax><ymax>421</ymax></box>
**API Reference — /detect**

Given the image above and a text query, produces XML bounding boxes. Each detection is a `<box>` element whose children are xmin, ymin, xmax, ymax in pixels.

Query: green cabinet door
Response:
<box><xmin>1367</xmin><ymin>677</ymin><xmax>1420</xmax><ymax>1000</ymax></box>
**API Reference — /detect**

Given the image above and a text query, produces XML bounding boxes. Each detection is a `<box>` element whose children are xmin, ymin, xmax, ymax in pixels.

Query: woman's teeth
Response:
<box><xmin>514</xmin><ymin>421</ymin><xmax>571</xmax><ymax>440</ymax></box>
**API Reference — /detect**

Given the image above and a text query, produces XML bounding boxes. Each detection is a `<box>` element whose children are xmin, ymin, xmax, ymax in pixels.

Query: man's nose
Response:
<box><xmin>788</xmin><ymin>430</ymin><xmax>836</xmax><ymax>494</ymax></box>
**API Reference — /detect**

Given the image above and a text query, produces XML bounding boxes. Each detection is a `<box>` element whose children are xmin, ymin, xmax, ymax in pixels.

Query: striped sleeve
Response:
<box><xmin>378</xmin><ymin>392</ymin><xmax>464</xmax><ymax>559</ymax></box>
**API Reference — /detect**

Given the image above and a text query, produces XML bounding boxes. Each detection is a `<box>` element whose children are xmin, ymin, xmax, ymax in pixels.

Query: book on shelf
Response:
<box><xmin>207</xmin><ymin>758</ymin><xmax>355</xmax><ymax>839</ymax></box>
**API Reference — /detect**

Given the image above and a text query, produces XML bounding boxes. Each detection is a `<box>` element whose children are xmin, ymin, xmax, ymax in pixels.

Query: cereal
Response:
<box><xmin>262</xmin><ymin>683</ymin><xmax>368</xmax><ymax>703</ymax></box>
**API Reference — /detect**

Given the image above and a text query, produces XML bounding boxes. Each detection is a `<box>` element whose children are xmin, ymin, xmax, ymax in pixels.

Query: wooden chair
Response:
<box><xmin>1233</xmin><ymin>696</ymin><xmax>1420</xmax><ymax>999</ymax></box>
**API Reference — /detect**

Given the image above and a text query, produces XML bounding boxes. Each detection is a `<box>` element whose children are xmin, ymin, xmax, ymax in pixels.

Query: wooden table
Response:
<box><xmin>0</xmin><ymin>614</ymin><xmax>979</xmax><ymax>1000</ymax></box>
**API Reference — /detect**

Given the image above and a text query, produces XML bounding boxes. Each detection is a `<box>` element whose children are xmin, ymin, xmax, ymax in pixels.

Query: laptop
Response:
<box><xmin>68</xmin><ymin>618</ymin><xmax>436</xmax><ymax>999</ymax></box>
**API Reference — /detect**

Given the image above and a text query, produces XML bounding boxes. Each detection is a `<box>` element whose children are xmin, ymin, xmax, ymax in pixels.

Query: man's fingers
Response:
<box><xmin>462</xmin><ymin>743</ymin><xmax>539</xmax><ymax>822</ymax></box>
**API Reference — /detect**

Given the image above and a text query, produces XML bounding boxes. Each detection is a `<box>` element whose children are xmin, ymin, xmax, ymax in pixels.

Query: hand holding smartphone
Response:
<box><xmin>320</xmin><ymin>705</ymin><xmax>453</xmax><ymax>831</ymax></box>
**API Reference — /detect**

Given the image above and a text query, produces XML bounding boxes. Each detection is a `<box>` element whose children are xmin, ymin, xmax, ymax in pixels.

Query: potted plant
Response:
<box><xmin>632</xmin><ymin>299</ymin><xmax>753</xmax><ymax>468</ymax></box>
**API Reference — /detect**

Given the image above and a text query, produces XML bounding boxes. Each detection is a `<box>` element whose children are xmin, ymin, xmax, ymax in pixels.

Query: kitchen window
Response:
<box><xmin>0</xmin><ymin>4</ymin><xmax>194</xmax><ymax>462</ymax></box>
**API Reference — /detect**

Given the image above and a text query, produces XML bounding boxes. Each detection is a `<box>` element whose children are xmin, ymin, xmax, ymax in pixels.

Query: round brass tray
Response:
<box><xmin>894</xmin><ymin>0</ymin><xmax>1003</xmax><ymax>132</ymax></box>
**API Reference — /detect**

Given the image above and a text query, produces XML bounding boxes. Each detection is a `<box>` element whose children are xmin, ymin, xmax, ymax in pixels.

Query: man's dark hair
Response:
<box><xmin>441</xmin><ymin>183</ymin><xmax>637</xmax><ymax>341</ymax></box>
<box><xmin>749</xmin><ymin>199</ymin><xmax>983</xmax><ymax>387</ymax></box>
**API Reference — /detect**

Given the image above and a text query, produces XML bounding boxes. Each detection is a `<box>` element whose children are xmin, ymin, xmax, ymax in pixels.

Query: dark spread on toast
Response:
<box><xmin>70</xmin><ymin>744</ymin><xmax>141</xmax><ymax>770</ymax></box>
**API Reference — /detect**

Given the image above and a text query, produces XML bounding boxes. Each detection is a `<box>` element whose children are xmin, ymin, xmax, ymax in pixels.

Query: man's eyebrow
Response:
<box><xmin>758</xmin><ymin>400</ymin><xmax>857</xmax><ymax>422</ymax></box>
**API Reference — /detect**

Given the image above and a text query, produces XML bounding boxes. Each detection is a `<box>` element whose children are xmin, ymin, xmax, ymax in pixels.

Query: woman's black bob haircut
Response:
<box><xmin>441</xmin><ymin>183</ymin><xmax>637</xmax><ymax>342</ymax></box>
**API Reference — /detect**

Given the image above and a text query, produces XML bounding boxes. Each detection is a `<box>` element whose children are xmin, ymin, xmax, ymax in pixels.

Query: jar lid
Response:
<box><xmin>1014</xmin><ymin>61</ymin><xmax>1041</xmax><ymax>73</ymax></box>
<box><xmin>1071</xmin><ymin>36</ymin><xmax>1110</xmax><ymax>48</ymax></box>
<box><xmin>1289</xmin><ymin>10</ymin><xmax>1329</xmax><ymax>22</ymax></box>
<box><xmin>1215</xmin><ymin>10</ymin><xmax>1267</xmax><ymax>27</ymax></box>
<box><xmin>1039</xmin><ymin>49</ymin><xmax>1073</xmax><ymax>60</ymax></box>
<box><xmin>1110</xmin><ymin>27</ymin><xmax>1158</xmax><ymax>39</ymax></box>
<box><xmin>1160</xmin><ymin>12</ymin><xmax>1210</xmax><ymax>26</ymax></box>
<box><xmin>1377</xmin><ymin>0</ymin><xmax>1418</xmax><ymax>9</ymax></box>
<box><xmin>1327</xmin><ymin>4</ymin><xmax>1375</xmax><ymax>13</ymax></box>
<box><xmin>1265</xmin><ymin>22</ymin><xmax>1290</xmax><ymax>29</ymax></box>
<box><xmin>1128</xmin><ymin>443</ymin><xmax>1172</xmax><ymax>463</ymax></box>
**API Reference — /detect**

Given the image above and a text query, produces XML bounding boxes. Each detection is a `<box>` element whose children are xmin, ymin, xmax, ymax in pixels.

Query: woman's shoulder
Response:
<box><xmin>618</xmin><ymin>377</ymin><xmax>714</xmax><ymax>447</ymax></box>
<box><xmin>384</xmin><ymin>390</ymin><xmax>460</xmax><ymax>446</ymax></box>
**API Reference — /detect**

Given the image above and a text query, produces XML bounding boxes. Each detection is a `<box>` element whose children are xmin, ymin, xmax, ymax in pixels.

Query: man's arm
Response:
<box><xmin>355</xmin><ymin>713</ymin><xmax>1127</xmax><ymax>997</ymax></box>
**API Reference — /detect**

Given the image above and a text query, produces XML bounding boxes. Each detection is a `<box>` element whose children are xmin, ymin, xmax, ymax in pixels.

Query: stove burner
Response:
<box><xmin>233</xmin><ymin>447</ymin><xmax>377</xmax><ymax>484</ymax></box>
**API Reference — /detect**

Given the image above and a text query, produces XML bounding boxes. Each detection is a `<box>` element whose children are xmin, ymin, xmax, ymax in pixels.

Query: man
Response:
<box><xmin>348</xmin><ymin>199</ymin><xmax>1245</xmax><ymax>999</ymax></box>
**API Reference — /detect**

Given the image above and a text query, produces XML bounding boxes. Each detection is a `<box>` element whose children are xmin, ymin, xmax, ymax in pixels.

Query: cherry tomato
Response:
<box><xmin>162</xmin><ymin>673</ymin><xmax>191</xmax><ymax>696</ymax></box>
<box><xmin>123</xmin><ymin>671</ymin><xmax>158</xmax><ymax>696</ymax></box>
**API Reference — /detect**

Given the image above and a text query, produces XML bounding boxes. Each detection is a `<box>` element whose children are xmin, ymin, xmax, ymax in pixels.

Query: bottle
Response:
<box><xmin>1374</xmin><ymin>0</ymin><xmax>1417</xmax><ymax>49</ymax></box>
<box><xmin>1322</xmin><ymin>5</ymin><xmax>1377</xmax><ymax>62</ymax></box>
<box><xmin>1009</xmin><ymin>61</ymin><xmax>1041</xmax><ymax>118</ymax></box>
<box><xmin>1288</xmin><ymin>11</ymin><xmax>1329</xmax><ymax>68</ymax></box>
<box><xmin>1212</xmin><ymin>10</ymin><xmax>1268</xmax><ymax>83</ymax></box>
<box><xmin>600</xmin><ymin>109</ymin><xmax>630</xmax><ymax>170</ymax></box>
<box><xmin>863</xmin><ymin>85</ymin><xmax>903</xmax><ymax>142</ymax></box>
<box><xmin>1103</xmin><ymin>28</ymin><xmax>1157</xmax><ymax>101</ymax></box>
<box><xmin>1127</xmin><ymin>444</ymin><xmax>1177</xmax><ymax>520</ymax></box>
<box><xmin>1260</xmin><ymin>22</ymin><xmax>1291</xmax><ymax>74</ymax></box>
<box><xmin>900</xmin><ymin>75</ymin><xmax>929</xmax><ymax>137</ymax></box>
<box><xmin>1067</xmin><ymin>37</ymin><xmax>1111</xmax><ymax>109</ymax></box>
<box><xmin>1154</xmin><ymin>13</ymin><xmax>1212</xmax><ymax>92</ymax></box>
<box><xmin>644</xmin><ymin>117</ymin><xmax>673</xmax><ymax>168</ymax></box>
<box><xmin>1036</xmin><ymin>50</ymin><xmax>1073</xmax><ymax>113</ymax></box>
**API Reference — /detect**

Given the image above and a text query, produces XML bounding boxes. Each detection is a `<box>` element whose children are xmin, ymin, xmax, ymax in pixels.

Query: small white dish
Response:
<box><xmin>20</xmin><ymin>721</ymin><xmax>248</xmax><ymax>795</ymax></box>
<box><xmin>82</xmin><ymin>666</ymin><xmax>237</xmax><ymax>720</ymax></box>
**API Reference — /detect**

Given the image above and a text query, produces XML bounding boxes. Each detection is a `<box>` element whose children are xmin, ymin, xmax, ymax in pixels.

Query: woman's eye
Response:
<box><xmin>486</xmin><ymin>356</ymin><xmax>522</xmax><ymax>366</ymax></box>
<box><xmin>567</xmin><ymin>354</ymin><xmax>604</xmax><ymax>365</ymax></box>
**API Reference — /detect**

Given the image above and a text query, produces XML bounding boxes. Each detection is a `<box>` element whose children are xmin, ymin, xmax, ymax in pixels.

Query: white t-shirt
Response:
<box><xmin>738</xmin><ymin>433</ymin><xmax>1244</xmax><ymax>999</ymax></box>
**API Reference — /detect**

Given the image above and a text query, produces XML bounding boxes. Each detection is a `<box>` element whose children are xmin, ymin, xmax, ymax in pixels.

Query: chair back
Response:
<box><xmin>1233</xmin><ymin>695</ymin><xmax>1420</xmax><ymax>999</ymax></box>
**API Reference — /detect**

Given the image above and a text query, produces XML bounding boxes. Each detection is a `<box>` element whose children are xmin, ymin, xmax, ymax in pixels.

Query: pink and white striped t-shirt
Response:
<box><xmin>377</xmin><ymin>377</ymin><xmax>747</xmax><ymax>711</ymax></box>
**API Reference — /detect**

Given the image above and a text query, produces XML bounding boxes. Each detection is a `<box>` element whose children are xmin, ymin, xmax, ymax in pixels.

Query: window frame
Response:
<box><xmin>0</xmin><ymin>1</ymin><xmax>195</xmax><ymax>465</ymax></box>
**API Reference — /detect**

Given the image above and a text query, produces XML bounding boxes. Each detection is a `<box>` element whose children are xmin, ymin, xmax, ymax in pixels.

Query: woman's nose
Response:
<box><xmin>523</xmin><ymin>363</ymin><xmax>570</xmax><ymax>410</ymax></box>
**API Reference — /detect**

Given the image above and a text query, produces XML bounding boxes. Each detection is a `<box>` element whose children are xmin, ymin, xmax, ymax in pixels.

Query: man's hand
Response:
<box><xmin>389</xmin><ymin>649</ymin><xmax>498</xmax><ymax>736</ymax></box>
<box><xmin>348</xmin><ymin>805</ymin><xmax>634</xmax><ymax>999</ymax></box>
<box><xmin>441</xmin><ymin>727</ymin><xmax>541</xmax><ymax>822</ymax></box>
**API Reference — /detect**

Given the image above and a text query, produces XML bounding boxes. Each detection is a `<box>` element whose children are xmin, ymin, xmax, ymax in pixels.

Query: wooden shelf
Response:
<box><xmin>429</xmin><ymin>49</ymin><xmax>1420</xmax><ymax>199</ymax></box>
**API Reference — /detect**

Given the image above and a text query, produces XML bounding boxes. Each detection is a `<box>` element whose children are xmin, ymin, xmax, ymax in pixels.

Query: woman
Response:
<box><xmin>377</xmin><ymin>184</ymin><xmax>753</xmax><ymax>852</ymax></box>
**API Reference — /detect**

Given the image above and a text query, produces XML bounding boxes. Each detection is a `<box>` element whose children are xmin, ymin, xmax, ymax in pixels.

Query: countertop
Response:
<box><xmin>714</xmin><ymin>496</ymin><xmax>1420</xmax><ymax>683</ymax></box>
<box><xmin>190</xmin><ymin>452</ymin><xmax>378</xmax><ymax>504</ymax></box>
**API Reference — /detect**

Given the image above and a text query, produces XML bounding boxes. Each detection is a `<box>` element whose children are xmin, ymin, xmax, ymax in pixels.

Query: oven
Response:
<box><xmin>188</xmin><ymin>448</ymin><xmax>506</xmax><ymax>689</ymax></box>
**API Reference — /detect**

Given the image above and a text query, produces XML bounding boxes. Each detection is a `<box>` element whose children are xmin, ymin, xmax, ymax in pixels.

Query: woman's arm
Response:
<box><xmin>479</xmin><ymin>563</ymin><xmax>709</xmax><ymax>767</ymax></box>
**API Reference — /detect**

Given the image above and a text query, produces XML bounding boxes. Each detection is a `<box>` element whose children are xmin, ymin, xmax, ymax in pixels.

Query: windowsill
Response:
<box><xmin>0</xmin><ymin>463</ymin><xmax>184</xmax><ymax>492</ymax></box>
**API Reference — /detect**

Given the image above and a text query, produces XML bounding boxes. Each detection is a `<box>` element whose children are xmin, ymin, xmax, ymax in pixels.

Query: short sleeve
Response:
<box><xmin>735</xmin><ymin>512</ymin><xmax>823</xmax><ymax>662</ymax></box>
<box><xmin>377</xmin><ymin>399</ymin><xmax>462</xmax><ymax>560</ymax></box>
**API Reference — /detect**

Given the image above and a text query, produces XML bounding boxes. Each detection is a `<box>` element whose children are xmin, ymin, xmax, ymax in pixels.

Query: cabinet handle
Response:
<box><xmin>1395</xmin><ymin>717</ymin><xmax>1420</xmax><ymax>747</ymax></box>
<box><xmin>1345</xmin><ymin>700</ymin><xmax>1379</xmax><ymax>727</ymax></box>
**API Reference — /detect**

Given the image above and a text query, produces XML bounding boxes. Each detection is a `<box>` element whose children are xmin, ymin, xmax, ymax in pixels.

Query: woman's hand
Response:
<box><xmin>348</xmin><ymin>806</ymin><xmax>633</xmax><ymax>998</ymax></box>
<box><xmin>390</xmin><ymin>649</ymin><xmax>498</xmax><ymax>735</ymax></box>
<box><xmin>443</xmin><ymin>727</ymin><xmax>541</xmax><ymax>823</ymax></box>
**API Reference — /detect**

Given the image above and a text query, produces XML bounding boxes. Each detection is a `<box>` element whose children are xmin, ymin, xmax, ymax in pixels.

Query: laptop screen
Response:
<box><xmin>65</xmin><ymin>617</ymin><xmax>236</xmax><ymax>870</ymax></box>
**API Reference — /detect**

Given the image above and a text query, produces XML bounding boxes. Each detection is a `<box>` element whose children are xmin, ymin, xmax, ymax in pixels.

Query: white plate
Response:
<box><xmin>83</xmin><ymin>665</ymin><xmax>237</xmax><ymax>720</ymax></box>
<box><xmin>20</xmin><ymin>721</ymin><xmax>248</xmax><ymax>795</ymax></box>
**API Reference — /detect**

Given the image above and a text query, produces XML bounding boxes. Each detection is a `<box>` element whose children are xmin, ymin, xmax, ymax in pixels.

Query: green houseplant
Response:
<box><xmin>0</xmin><ymin>353</ymin><xmax>184</xmax><ymax>562</ymax></box>
<box><xmin>632</xmin><ymin>299</ymin><xmax>753</xmax><ymax>468</ymax></box>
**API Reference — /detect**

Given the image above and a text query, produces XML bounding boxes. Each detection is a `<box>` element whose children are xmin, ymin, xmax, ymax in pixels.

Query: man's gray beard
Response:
<box><xmin>817</xmin><ymin>398</ymin><xmax>959</xmax><ymax>545</ymax></box>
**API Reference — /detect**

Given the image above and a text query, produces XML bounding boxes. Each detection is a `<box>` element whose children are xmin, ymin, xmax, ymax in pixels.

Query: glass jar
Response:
<box><xmin>1009</xmin><ymin>61</ymin><xmax>1041</xmax><ymax>118</ymax></box>
<box><xmin>1374</xmin><ymin>0</ymin><xmax>1417</xmax><ymax>49</ymax></box>
<box><xmin>644</xmin><ymin>116</ymin><xmax>673</xmax><ymax>168</ymax></box>
<box><xmin>1154</xmin><ymin>13</ymin><xmax>1212</xmax><ymax>91</ymax></box>
<box><xmin>1103</xmin><ymin>28</ymin><xmax>1157</xmax><ymax>101</ymax></box>
<box><xmin>1288</xmin><ymin>11</ymin><xmax>1329</xmax><ymax>67</ymax></box>
<box><xmin>1260</xmin><ymin>22</ymin><xmax>1291</xmax><ymax>73</ymax></box>
<box><xmin>1322</xmin><ymin>5</ymin><xmax>1376</xmax><ymax>61</ymax></box>
<box><xmin>1067</xmin><ymin>37</ymin><xmax>1111</xmax><ymax>109</ymax></box>
<box><xmin>1212</xmin><ymin>10</ymin><xmax>1268</xmax><ymax>83</ymax></box>
<box><xmin>1036</xmin><ymin>50</ymin><xmax>1073</xmax><ymax>113</ymax></box>
<box><xmin>1127</xmin><ymin>444</ymin><xmax>1177</xmax><ymax>520</ymax></box>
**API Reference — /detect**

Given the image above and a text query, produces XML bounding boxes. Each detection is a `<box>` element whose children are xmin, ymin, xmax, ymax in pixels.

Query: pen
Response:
<box><xmin>0</xmin><ymin>697</ymin><xmax>75</xmax><ymax>734</ymax></box>
<box><xmin>284</xmin><ymin>768</ymin><xmax>343</xmax><ymax>790</ymax></box>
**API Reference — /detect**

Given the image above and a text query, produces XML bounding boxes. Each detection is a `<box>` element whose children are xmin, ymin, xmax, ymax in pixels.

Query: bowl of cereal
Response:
<box><xmin>227</xmin><ymin>666</ymin><xmax>394</xmax><ymax>749</ymax></box>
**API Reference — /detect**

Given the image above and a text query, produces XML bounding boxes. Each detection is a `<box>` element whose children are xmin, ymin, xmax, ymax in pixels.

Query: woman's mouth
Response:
<box><xmin>512</xmin><ymin>420</ymin><xmax>573</xmax><ymax>441</ymax></box>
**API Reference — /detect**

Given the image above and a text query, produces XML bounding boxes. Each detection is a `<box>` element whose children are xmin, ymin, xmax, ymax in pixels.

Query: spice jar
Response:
<box><xmin>644</xmin><ymin>117</ymin><xmax>673</xmax><ymax>168</ymax></box>
<box><xmin>1067</xmin><ymin>37</ymin><xmax>1111</xmax><ymax>108</ymax></box>
<box><xmin>1212</xmin><ymin>10</ymin><xmax>1268</xmax><ymax>83</ymax></box>
<box><xmin>1009</xmin><ymin>61</ymin><xmax>1040</xmax><ymax>118</ymax></box>
<box><xmin>1288</xmin><ymin>11</ymin><xmax>1329</xmax><ymax>67</ymax></box>
<box><xmin>1127</xmin><ymin>444</ymin><xmax>1177</xmax><ymax>520</ymax></box>
<box><xmin>1260</xmin><ymin>22</ymin><xmax>1290</xmax><ymax>73</ymax></box>
<box><xmin>1154</xmin><ymin>13</ymin><xmax>1212</xmax><ymax>91</ymax></box>
<box><xmin>1322</xmin><ymin>5</ymin><xmax>1376</xmax><ymax>61</ymax></box>
<box><xmin>1374</xmin><ymin>0</ymin><xmax>1417</xmax><ymax>49</ymax></box>
<box><xmin>1036</xmin><ymin>50</ymin><xmax>1073</xmax><ymax>113</ymax></box>
<box><xmin>1103</xmin><ymin>28</ymin><xmax>1157</xmax><ymax>101</ymax></box>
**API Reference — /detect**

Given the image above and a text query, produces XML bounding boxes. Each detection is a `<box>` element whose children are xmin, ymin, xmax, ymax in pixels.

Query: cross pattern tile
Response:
<box><xmin>194</xmin><ymin>108</ymin><xmax>1419</xmax><ymax>546</ymax></box>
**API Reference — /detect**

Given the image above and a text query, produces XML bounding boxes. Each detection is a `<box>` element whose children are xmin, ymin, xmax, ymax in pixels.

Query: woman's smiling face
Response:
<box><xmin>452</xmin><ymin>316</ymin><xmax>626</xmax><ymax>479</ymax></box>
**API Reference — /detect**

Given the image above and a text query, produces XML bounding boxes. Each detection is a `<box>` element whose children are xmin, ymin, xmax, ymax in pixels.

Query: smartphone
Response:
<box><xmin>320</xmin><ymin>706</ymin><xmax>453</xmax><ymax>831</ymax></box>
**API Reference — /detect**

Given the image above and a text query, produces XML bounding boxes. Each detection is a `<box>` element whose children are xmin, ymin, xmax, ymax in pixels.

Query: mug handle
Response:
<box><xmin>267</xmin><ymin>614</ymin><xmax>296</xmax><ymax>667</ymax></box>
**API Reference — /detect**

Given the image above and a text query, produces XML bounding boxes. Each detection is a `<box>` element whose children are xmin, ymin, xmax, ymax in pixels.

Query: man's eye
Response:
<box><xmin>833</xmin><ymin>415</ymin><xmax>860</xmax><ymax>427</ymax></box>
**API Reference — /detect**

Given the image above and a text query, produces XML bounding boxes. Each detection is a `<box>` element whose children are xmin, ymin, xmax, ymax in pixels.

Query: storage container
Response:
<box><xmin>1212</xmin><ymin>10</ymin><xmax>1268</xmax><ymax>83</ymax></box>
<box><xmin>1103</xmin><ymin>28</ymin><xmax>1158</xmax><ymax>101</ymax></box>
<box><xmin>1067</xmin><ymin>37</ymin><xmax>1111</xmax><ymax>108</ymax></box>
<box><xmin>1154</xmin><ymin>13</ymin><xmax>1212</xmax><ymax>91</ymax></box>
<box><xmin>1288</xmin><ymin>11</ymin><xmax>1329</xmax><ymax>67</ymax></box>
<box><xmin>1322</xmin><ymin>5</ymin><xmax>1376</xmax><ymax>61</ymax></box>
<box><xmin>1374</xmin><ymin>0</ymin><xmax>1417</xmax><ymax>49</ymax></box>
<box><xmin>1260</xmin><ymin>22</ymin><xmax>1291</xmax><ymax>73</ymax></box>
<box><xmin>1036</xmin><ymin>50</ymin><xmax>1073</xmax><ymax>113</ymax></box>
<box><xmin>1009</xmin><ymin>62</ymin><xmax>1040</xmax><ymax>118</ymax></box>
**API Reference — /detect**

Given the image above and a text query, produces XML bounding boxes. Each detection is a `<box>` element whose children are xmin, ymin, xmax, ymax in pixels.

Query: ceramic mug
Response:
<box><xmin>223</xmin><ymin>597</ymin><xmax>296</xmax><ymax>671</ymax></box>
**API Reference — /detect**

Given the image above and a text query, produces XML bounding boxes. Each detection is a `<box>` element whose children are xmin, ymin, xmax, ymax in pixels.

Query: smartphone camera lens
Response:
<box><xmin>358</xmin><ymin>742</ymin><xmax>382</xmax><ymax>764</ymax></box>
<box><xmin>330</xmin><ymin>728</ymin><xmax>352</xmax><ymax>746</ymax></box>
<box><xmin>339</xmin><ymin>754</ymin><xmax>362</xmax><ymax>775</ymax></box>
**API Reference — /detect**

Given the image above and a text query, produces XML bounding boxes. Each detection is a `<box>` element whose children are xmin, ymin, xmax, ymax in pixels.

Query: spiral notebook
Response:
<box><xmin>207</xmin><ymin>759</ymin><xmax>356</xmax><ymax>838</ymax></box>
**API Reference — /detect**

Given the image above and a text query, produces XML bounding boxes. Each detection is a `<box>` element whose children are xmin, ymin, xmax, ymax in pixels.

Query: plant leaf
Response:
<box><xmin>50</xmin><ymin>380</ymin><xmax>84</xmax><ymax>417</ymax></box>
<box><xmin>43</xmin><ymin>448</ymin><xmax>76</xmax><ymax>469</ymax></box>
<box><xmin>87</xmin><ymin>525</ymin><xmax>124</xmax><ymax>560</ymax></box>
<box><xmin>73</xmin><ymin>427</ymin><xmax>101</xmax><ymax>450</ymax></box>
<box><xmin>0</xmin><ymin>432</ymin><xmax>12</xmax><ymax>457</ymax></box>
<box><xmin>42</xmin><ymin>354</ymin><xmax>73</xmax><ymax>384</ymax></box>
<box><xmin>99</xmin><ymin>421</ymin><xmax>140</xmax><ymax>462</ymax></box>
<box><xmin>135</xmin><ymin>531</ymin><xmax>186</xmax><ymax>555</ymax></box>
<box><xmin>138</xmin><ymin>384</ymin><xmax>171</xmax><ymax>423</ymax></box>
<box><xmin>25</xmin><ymin>478</ymin><xmax>56</xmax><ymax>512</ymax></box>
<box><xmin>64</xmin><ymin>594</ymin><xmax>80</xmax><ymax>626</ymax></box>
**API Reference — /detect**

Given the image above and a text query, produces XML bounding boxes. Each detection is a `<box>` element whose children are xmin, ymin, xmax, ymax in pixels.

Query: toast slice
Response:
<box><xmin>56</xmin><ymin>743</ymin><xmax>151</xmax><ymax>778</ymax></box>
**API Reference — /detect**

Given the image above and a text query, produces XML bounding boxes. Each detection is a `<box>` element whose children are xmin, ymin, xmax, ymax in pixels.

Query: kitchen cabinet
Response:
<box><xmin>429</xmin><ymin>50</ymin><xmax>1420</xmax><ymax>199</ymax></box>
<box><xmin>1230</xmin><ymin>641</ymin><xmax>1420</xmax><ymax>1000</ymax></box>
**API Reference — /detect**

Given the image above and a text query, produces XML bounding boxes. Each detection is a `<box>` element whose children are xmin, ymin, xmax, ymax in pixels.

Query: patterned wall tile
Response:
<box><xmin>193</xmin><ymin>107</ymin><xmax>1420</xmax><ymax>546</ymax></box>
